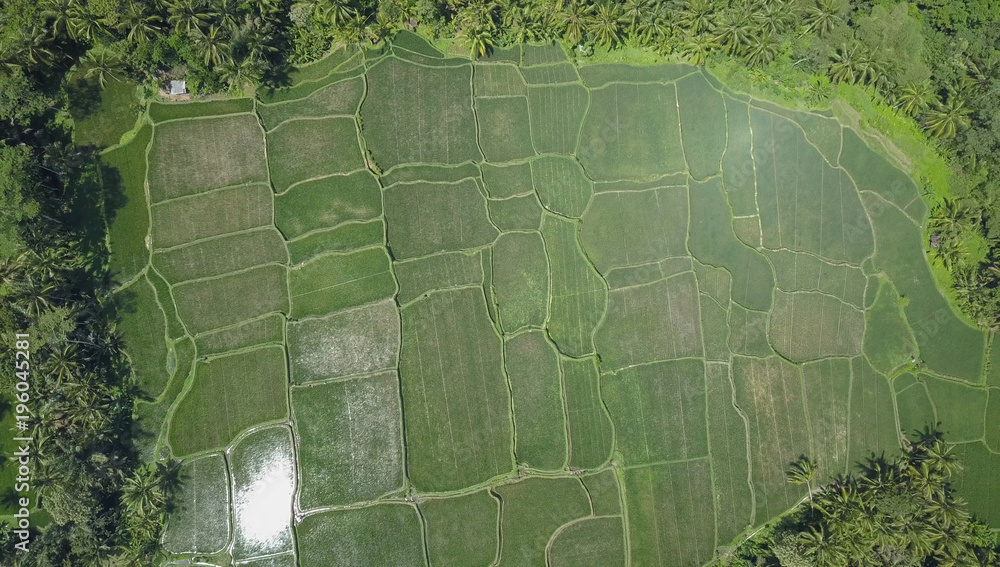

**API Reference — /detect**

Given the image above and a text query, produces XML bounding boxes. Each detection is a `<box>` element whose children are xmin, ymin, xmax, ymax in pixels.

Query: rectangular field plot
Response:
<box><xmin>258</xmin><ymin>76</ymin><xmax>365</xmax><ymax>130</ymax></box>
<box><xmin>150</xmin><ymin>184</ymin><xmax>273</xmax><ymax>249</ymax></box>
<box><xmin>195</xmin><ymin>313</ymin><xmax>285</xmax><ymax>357</ymax></box>
<box><xmin>562</xmin><ymin>357</ymin><xmax>614</xmax><ymax>470</ymax></box>
<box><xmin>861</xmin><ymin>192</ymin><xmax>985</xmax><ymax>382</ymax></box>
<box><xmin>399</xmin><ymin>287</ymin><xmax>512</xmax><ymax>492</ymax></box>
<box><xmin>148</xmin><ymin>114</ymin><xmax>268</xmax><ymax>202</ymax></box>
<box><xmin>163</xmin><ymin>453</ymin><xmax>231</xmax><ymax>555</ymax></box>
<box><xmin>104</xmin><ymin>125</ymin><xmax>151</xmax><ymax>282</ymax></box>
<box><xmin>421</xmin><ymin>491</ymin><xmax>498</xmax><ymax>567</ymax></box>
<box><xmin>274</xmin><ymin>170</ymin><xmax>381</xmax><ymax>239</ymax></box>
<box><xmin>394</xmin><ymin>251</ymin><xmax>483</xmax><ymax>305</ymax></box>
<box><xmin>526</xmin><ymin>84</ymin><xmax>588</xmax><ymax>154</ymax></box>
<box><xmin>288</xmin><ymin>247</ymin><xmax>395</xmax><ymax>318</ymax></box>
<box><xmin>493</xmin><ymin>232</ymin><xmax>549</xmax><ymax>331</ymax></box>
<box><xmin>496</xmin><ymin>477</ymin><xmax>591</xmax><ymax>567</ymax></box>
<box><xmin>291</xmin><ymin>372</ymin><xmax>404</xmax><ymax>509</ymax></box>
<box><xmin>688</xmin><ymin>177</ymin><xmax>774</xmax><ymax>311</ymax></box>
<box><xmin>173</xmin><ymin>264</ymin><xmax>289</xmax><ymax>334</ymax></box>
<box><xmin>481</xmin><ymin>161</ymin><xmax>533</xmax><ymax>198</ymax></box>
<box><xmin>505</xmin><ymin>331</ymin><xmax>567</xmax><ymax>470</ymax></box>
<box><xmin>847</xmin><ymin>357</ymin><xmax>900</xmax><ymax>468</ymax></box>
<box><xmin>287</xmin><ymin>299</ymin><xmax>399</xmax><ymax>383</ymax></box>
<box><xmin>953</xmin><ymin>442</ymin><xmax>1000</xmax><ymax>526</ymax></box>
<box><xmin>521</xmin><ymin>43</ymin><xmax>567</xmax><ymax>66</ymax></box>
<box><xmin>721</xmin><ymin>96</ymin><xmax>757</xmax><ymax>216</ymax></box>
<box><xmin>118</xmin><ymin>276</ymin><xmax>171</xmax><ymax>399</ymax></box>
<box><xmin>168</xmin><ymin>346</ymin><xmax>288</xmax><ymax>456</ymax></box>
<box><xmin>700</xmin><ymin>295</ymin><xmax>730</xmax><ymax>362</ymax></box>
<box><xmin>476</xmin><ymin>96</ymin><xmax>535</xmax><ymax>162</ymax></box>
<box><xmin>676</xmin><ymin>72</ymin><xmax>726</xmax><ymax>180</ymax></box>
<box><xmin>488</xmin><ymin>194</ymin><xmax>544</xmax><ymax>231</ymax></box>
<box><xmin>602</xmin><ymin>358</ymin><xmax>708</xmax><ymax>465</ymax></box>
<box><xmin>894</xmin><ymin>377</ymin><xmax>937</xmax><ymax>438</ymax></box>
<box><xmin>922</xmin><ymin>375</ymin><xmax>987</xmax><ymax>443</ymax></box>
<box><xmin>705</xmin><ymin>362</ymin><xmax>752</xmax><ymax>544</ymax></box>
<box><xmin>768</xmin><ymin>290</ymin><xmax>864</xmax><ymax>362</ymax></box>
<box><xmin>473</xmin><ymin>63</ymin><xmax>526</xmax><ymax>96</ymax></box>
<box><xmin>548</xmin><ymin>517</ymin><xmax>626</xmax><ymax>567</ymax></box>
<box><xmin>297</xmin><ymin>505</ymin><xmax>425</xmax><ymax>567</ymax></box>
<box><xmin>361</xmin><ymin>57</ymin><xmax>480</xmax><ymax>169</ymax></box>
<box><xmin>577</xmin><ymin>83</ymin><xmax>686</xmax><ymax>181</ymax></box>
<box><xmin>152</xmin><ymin>228</ymin><xmax>287</xmax><ymax>283</ymax></box>
<box><xmin>863</xmin><ymin>277</ymin><xmax>917</xmax><ymax>374</ymax></box>
<box><xmin>986</xmin><ymin>389</ymin><xmax>1000</xmax><ymax>452</ymax></box>
<box><xmin>266</xmin><ymin>117</ymin><xmax>364</xmax><ymax>191</ymax></box>
<box><xmin>595</xmin><ymin>273</ymin><xmax>702</xmax><ymax>371</ymax></box>
<box><xmin>520</xmin><ymin>62</ymin><xmax>579</xmax><ymax>84</ymax></box>
<box><xmin>384</xmin><ymin>179</ymin><xmax>498</xmax><ymax>259</ymax></box>
<box><xmin>541</xmin><ymin>215</ymin><xmax>607</xmax><ymax>357</ymax></box>
<box><xmin>731</xmin><ymin>355</ymin><xmax>809</xmax><ymax>523</ymax></box>
<box><xmin>751</xmin><ymin>109</ymin><xmax>874</xmax><ymax>264</ymax></box>
<box><xmin>149</xmin><ymin>98</ymin><xmax>253</xmax><ymax>123</ymax></box>
<box><xmin>802</xmin><ymin>358</ymin><xmax>851</xmax><ymax>481</ymax></box>
<box><xmin>582</xmin><ymin>469</ymin><xmax>621</xmax><ymax>515</ymax></box>
<box><xmin>531</xmin><ymin>155</ymin><xmax>593</xmax><ymax>218</ymax></box>
<box><xmin>581</xmin><ymin>186</ymin><xmax>688</xmax><ymax>274</ymax></box>
<box><xmin>231</xmin><ymin>425</ymin><xmax>296</xmax><ymax>560</ymax></box>
<box><xmin>287</xmin><ymin>219</ymin><xmax>385</xmax><ymax>264</ymax></box>
<box><xmin>624</xmin><ymin>459</ymin><xmax>717</xmax><ymax>567</ymax></box>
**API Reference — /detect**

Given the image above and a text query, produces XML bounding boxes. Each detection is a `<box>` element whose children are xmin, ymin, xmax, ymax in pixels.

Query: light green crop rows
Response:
<box><xmin>107</xmin><ymin>32</ymin><xmax>999</xmax><ymax>566</ymax></box>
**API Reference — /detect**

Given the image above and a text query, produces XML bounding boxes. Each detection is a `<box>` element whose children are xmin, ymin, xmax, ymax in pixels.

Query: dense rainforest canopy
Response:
<box><xmin>0</xmin><ymin>0</ymin><xmax>998</xmax><ymax>563</ymax></box>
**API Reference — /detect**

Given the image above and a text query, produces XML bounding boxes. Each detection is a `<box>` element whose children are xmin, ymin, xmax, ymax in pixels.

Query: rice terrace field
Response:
<box><xmin>104</xmin><ymin>32</ymin><xmax>1000</xmax><ymax>566</ymax></box>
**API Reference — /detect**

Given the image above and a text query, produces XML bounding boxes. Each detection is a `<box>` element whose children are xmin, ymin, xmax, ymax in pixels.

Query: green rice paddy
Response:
<box><xmin>106</xmin><ymin>34</ymin><xmax>997</xmax><ymax>566</ymax></box>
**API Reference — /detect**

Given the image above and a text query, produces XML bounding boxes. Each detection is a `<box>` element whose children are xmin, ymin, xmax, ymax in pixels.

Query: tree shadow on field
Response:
<box><xmin>64</xmin><ymin>77</ymin><xmax>103</xmax><ymax>121</ymax></box>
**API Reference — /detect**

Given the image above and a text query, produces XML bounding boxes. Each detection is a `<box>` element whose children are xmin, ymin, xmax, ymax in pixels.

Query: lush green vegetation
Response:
<box><xmin>2</xmin><ymin>0</ymin><xmax>999</xmax><ymax>563</ymax></box>
<box><xmin>0</xmin><ymin>62</ymin><xmax>176</xmax><ymax>567</ymax></box>
<box><xmin>729</xmin><ymin>430</ymin><xmax>1000</xmax><ymax>566</ymax></box>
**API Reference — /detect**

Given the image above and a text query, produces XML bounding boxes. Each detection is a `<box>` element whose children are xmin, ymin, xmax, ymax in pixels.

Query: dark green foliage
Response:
<box><xmin>731</xmin><ymin>430</ymin><xmax>1000</xmax><ymax>567</ymax></box>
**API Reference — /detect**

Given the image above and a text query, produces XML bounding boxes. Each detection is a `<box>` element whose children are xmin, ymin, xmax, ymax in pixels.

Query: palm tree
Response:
<box><xmin>829</xmin><ymin>42</ymin><xmax>864</xmax><ymax>84</ymax></box>
<box><xmin>456</xmin><ymin>0</ymin><xmax>496</xmax><ymax>57</ymax></box>
<box><xmin>42</xmin><ymin>0</ymin><xmax>79</xmax><ymax>39</ymax></box>
<box><xmin>680</xmin><ymin>0</ymin><xmax>715</xmax><ymax>36</ymax></box>
<box><xmin>679</xmin><ymin>33</ymin><xmax>716</xmax><ymax>66</ymax></box>
<box><xmin>121</xmin><ymin>464</ymin><xmax>167</xmax><ymax>518</ymax></box>
<box><xmin>69</xmin><ymin>9</ymin><xmax>107</xmax><ymax>43</ymax></box>
<box><xmin>621</xmin><ymin>0</ymin><xmax>649</xmax><ymax>40</ymax></box>
<box><xmin>753</xmin><ymin>0</ymin><xmax>797</xmax><ymax>38</ymax></box>
<box><xmin>194</xmin><ymin>25</ymin><xmax>231</xmax><ymax>67</ymax></box>
<box><xmin>119</xmin><ymin>2</ymin><xmax>162</xmax><ymax>46</ymax></box>
<box><xmin>895</xmin><ymin>81</ymin><xmax>937</xmax><ymax>117</ymax></box>
<box><xmin>560</xmin><ymin>0</ymin><xmax>593</xmax><ymax>46</ymax></box>
<box><xmin>787</xmin><ymin>454</ymin><xmax>818</xmax><ymax>504</ymax></box>
<box><xmin>714</xmin><ymin>9</ymin><xmax>754</xmax><ymax>56</ymax></box>
<box><xmin>588</xmin><ymin>2</ymin><xmax>624</xmax><ymax>48</ymax></box>
<box><xmin>745</xmin><ymin>31</ymin><xmax>779</xmax><ymax>67</ymax></box>
<box><xmin>167</xmin><ymin>0</ymin><xmax>216</xmax><ymax>35</ymax></box>
<box><xmin>82</xmin><ymin>47</ymin><xmax>124</xmax><ymax>89</ymax></box>
<box><xmin>317</xmin><ymin>0</ymin><xmax>353</xmax><ymax>27</ymax></box>
<box><xmin>924</xmin><ymin>96</ymin><xmax>972</xmax><ymax>139</ymax></box>
<box><xmin>20</xmin><ymin>26</ymin><xmax>57</xmax><ymax>67</ymax></box>
<box><xmin>803</xmin><ymin>0</ymin><xmax>842</xmax><ymax>37</ymax></box>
